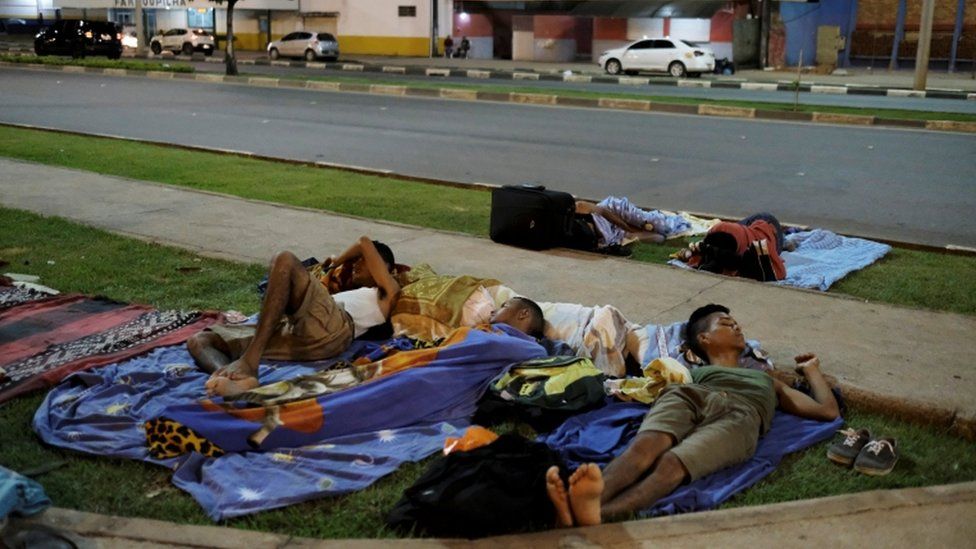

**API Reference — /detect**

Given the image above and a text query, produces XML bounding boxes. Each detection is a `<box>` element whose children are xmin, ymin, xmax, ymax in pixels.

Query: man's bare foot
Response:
<box><xmin>568</xmin><ymin>463</ymin><xmax>605</xmax><ymax>527</ymax></box>
<box><xmin>545</xmin><ymin>466</ymin><xmax>574</xmax><ymax>528</ymax></box>
<box><xmin>205</xmin><ymin>374</ymin><xmax>259</xmax><ymax>397</ymax></box>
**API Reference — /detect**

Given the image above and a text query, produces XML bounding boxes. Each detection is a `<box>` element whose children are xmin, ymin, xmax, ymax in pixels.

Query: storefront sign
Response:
<box><xmin>54</xmin><ymin>0</ymin><xmax>296</xmax><ymax>10</ymax></box>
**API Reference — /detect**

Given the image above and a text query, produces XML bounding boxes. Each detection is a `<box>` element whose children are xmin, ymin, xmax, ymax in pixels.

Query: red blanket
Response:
<box><xmin>0</xmin><ymin>290</ymin><xmax>218</xmax><ymax>403</ymax></box>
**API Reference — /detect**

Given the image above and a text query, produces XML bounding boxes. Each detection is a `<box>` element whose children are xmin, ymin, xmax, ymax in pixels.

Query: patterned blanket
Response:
<box><xmin>34</xmin><ymin>324</ymin><xmax>547</xmax><ymax>519</ymax></box>
<box><xmin>0</xmin><ymin>292</ymin><xmax>219</xmax><ymax>403</ymax></box>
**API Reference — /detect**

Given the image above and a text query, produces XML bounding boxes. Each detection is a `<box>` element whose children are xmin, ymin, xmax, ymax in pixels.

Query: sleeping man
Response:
<box><xmin>545</xmin><ymin>303</ymin><xmax>840</xmax><ymax>527</ymax></box>
<box><xmin>186</xmin><ymin>236</ymin><xmax>400</xmax><ymax>397</ymax></box>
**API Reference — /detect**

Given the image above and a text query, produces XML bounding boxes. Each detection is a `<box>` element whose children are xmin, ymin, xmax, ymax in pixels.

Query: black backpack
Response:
<box><xmin>385</xmin><ymin>435</ymin><xmax>564</xmax><ymax>538</ymax></box>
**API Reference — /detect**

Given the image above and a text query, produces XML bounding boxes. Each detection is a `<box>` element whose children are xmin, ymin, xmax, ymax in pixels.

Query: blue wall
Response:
<box><xmin>781</xmin><ymin>0</ymin><xmax>855</xmax><ymax>66</ymax></box>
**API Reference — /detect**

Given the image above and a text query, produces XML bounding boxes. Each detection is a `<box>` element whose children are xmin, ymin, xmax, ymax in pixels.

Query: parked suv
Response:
<box><xmin>34</xmin><ymin>20</ymin><xmax>122</xmax><ymax>59</ymax></box>
<box><xmin>267</xmin><ymin>31</ymin><xmax>339</xmax><ymax>61</ymax></box>
<box><xmin>150</xmin><ymin>28</ymin><xmax>215</xmax><ymax>56</ymax></box>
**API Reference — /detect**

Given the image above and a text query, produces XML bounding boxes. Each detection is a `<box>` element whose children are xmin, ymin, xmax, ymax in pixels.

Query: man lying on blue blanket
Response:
<box><xmin>545</xmin><ymin>304</ymin><xmax>840</xmax><ymax>527</ymax></box>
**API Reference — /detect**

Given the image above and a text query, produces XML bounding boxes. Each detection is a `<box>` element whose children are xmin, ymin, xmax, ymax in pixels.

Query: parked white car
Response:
<box><xmin>598</xmin><ymin>38</ymin><xmax>715</xmax><ymax>77</ymax></box>
<box><xmin>267</xmin><ymin>31</ymin><xmax>339</xmax><ymax>61</ymax></box>
<box><xmin>150</xmin><ymin>28</ymin><xmax>215</xmax><ymax>56</ymax></box>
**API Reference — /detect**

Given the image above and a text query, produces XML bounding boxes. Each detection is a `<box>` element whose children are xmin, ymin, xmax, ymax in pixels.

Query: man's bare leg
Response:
<box><xmin>600</xmin><ymin>431</ymin><xmax>674</xmax><ymax>503</ymax></box>
<box><xmin>600</xmin><ymin>451</ymin><xmax>688</xmax><ymax>522</ymax></box>
<box><xmin>205</xmin><ymin>251</ymin><xmax>311</xmax><ymax>396</ymax></box>
<box><xmin>187</xmin><ymin>332</ymin><xmax>231</xmax><ymax>374</ymax></box>
<box><xmin>567</xmin><ymin>464</ymin><xmax>604</xmax><ymax>527</ymax></box>
<box><xmin>545</xmin><ymin>466</ymin><xmax>574</xmax><ymax>528</ymax></box>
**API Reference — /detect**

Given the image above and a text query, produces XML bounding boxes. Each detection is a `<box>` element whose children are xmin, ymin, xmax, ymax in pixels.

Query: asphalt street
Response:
<box><xmin>1</xmin><ymin>68</ymin><xmax>974</xmax><ymax>247</ymax></box>
<box><xmin>202</xmin><ymin>62</ymin><xmax>976</xmax><ymax>115</ymax></box>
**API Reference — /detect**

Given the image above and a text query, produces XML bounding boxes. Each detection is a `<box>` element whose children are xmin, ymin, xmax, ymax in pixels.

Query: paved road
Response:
<box><xmin>1</xmin><ymin>68</ymin><xmax>975</xmax><ymax>247</ymax></box>
<box><xmin>201</xmin><ymin>62</ymin><xmax>976</xmax><ymax>115</ymax></box>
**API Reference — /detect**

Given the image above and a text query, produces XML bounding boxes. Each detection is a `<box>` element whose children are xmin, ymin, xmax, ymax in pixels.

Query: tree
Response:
<box><xmin>210</xmin><ymin>0</ymin><xmax>240</xmax><ymax>76</ymax></box>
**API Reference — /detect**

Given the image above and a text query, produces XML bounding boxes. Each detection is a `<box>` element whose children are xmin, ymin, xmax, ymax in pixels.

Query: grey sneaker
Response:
<box><xmin>826</xmin><ymin>428</ymin><xmax>872</xmax><ymax>467</ymax></box>
<box><xmin>854</xmin><ymin>438</ymin><xmax>898</xmax><ymax>476</ymax></box>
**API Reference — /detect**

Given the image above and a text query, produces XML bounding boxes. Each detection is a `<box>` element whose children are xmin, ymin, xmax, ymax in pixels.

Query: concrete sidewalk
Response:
<box><xmin>1</xmin><ymin>158</ymin><xmax>974</xmax><ymax>438</ymax></box>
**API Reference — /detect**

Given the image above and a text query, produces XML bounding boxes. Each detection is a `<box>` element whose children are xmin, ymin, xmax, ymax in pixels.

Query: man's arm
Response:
<box><xmin>773</xmin><ymin>353</ymin><xmax>841</xmax><ymax>421</ymax></box>
<box><xmin>357</xmin><ymin>237</ymin><xmax>400</xmax><ymax>318</ymax></box>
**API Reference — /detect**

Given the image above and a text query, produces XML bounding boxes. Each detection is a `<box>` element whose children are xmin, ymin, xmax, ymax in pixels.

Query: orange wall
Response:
<box><xmin>593</xmin><ymin>17</ymin><xmax>627</xmax><ymax>40</ymax></box>
<box><xmin>534</xmin><ymin>15</ymin><xmax>576</xmax><ymax>39</ymax></box>
<box><xmin>453</xmin><ymin>13</ymin><xmax>492</xmax><ymax>37</ymax></box>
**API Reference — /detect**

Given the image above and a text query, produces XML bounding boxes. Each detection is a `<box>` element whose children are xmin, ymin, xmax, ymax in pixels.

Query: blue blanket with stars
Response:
<box><xmin>33</xmin><ymin>327</ymin><xmax>547</xmax><ymax>521</ymax></box>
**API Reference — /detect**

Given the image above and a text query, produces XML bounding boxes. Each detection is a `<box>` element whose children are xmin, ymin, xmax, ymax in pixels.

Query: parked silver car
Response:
<box><xmin>267</xmin><ymin>31</ymin><xmax>339</xmax><ymax>61</ymax></box>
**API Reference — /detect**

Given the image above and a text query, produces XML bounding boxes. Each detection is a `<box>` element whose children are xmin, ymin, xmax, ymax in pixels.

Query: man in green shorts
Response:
<box><xmin>546</xmin><ymin>304</ymin><xmax>841</xmax><ymax>527</ymax></box>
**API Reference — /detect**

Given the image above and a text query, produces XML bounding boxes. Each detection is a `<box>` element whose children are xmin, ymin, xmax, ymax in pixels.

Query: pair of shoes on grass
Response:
<box><xmin>826</xmin><ymin>428</ymin><xmax>898</xmax><ymax>476</ymax></box>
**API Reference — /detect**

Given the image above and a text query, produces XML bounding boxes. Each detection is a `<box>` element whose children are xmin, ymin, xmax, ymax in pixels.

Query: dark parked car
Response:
<box><xmin>34</xmin><ymin>20</ymin><xmax>122</xmax><ymax>59</ymax></box>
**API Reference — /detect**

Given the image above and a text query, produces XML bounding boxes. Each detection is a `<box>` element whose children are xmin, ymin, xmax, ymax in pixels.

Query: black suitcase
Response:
<box><xmin>489</xmin><ymin>185</ymin><xmax>575</xmax><ymax>250</ymax></box>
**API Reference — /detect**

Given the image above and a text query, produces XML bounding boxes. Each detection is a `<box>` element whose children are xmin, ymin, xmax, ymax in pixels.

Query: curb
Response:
<box><xmin>3</xmin><ymin>60</ymin><xmax>973</xmax><ymax>135</ymax></box>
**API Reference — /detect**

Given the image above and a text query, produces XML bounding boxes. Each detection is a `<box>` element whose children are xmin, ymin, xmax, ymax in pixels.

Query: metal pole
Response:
<box><xmin>889</xmin><ymin>0</ymin><xmax>906</xmax><ymax>71</ymax></box>
<box><xmin>431</xmin><ymin>0</ymin><xmax>439</xmax><ymax>58</ymax></box>
<box><xmin>949</xmin><ymin>0</ymin><xmax>965</xmax><ymax>72</ymax></box>
<box><xmin>842</xmin><ymin>0</ymin><xmax>858</xmax><ymax>68</ymax></box>
<box><xmin>913</xmin><ymin>0</ymin><xmax>936</xmax><ymax>90</ymax></box>
<box><xmin>759</xmin><ymin>0</ymin><xmax>771</xmax><ymax>68</ymax></box>
<box><xmin>135</xmin><ymin>0</ymin><xmax>145</xmax><ymax>56</ymax></box>
<box><xmin>794</xmin><ymin>49</ymin><xmax>802</xmax><ymax>111</ymax></box>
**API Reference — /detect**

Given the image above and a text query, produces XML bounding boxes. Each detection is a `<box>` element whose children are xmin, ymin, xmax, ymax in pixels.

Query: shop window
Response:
<box><xmin>187</xmin><ymin>8</ymin><xmax>213</xmax><ymax>29</ymax></box>
<box><xmin>398</xmin><ymin>5</ymin><xmax>416</xmax><ymax>17</ymax></box>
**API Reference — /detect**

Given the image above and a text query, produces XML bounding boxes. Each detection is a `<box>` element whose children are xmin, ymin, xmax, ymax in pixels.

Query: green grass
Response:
<box><xmin>1</xmin><ymin>206</ymin><xmax>974</xmax><ymax>537</ymax></box>
<box><xmin>1</xmin><ymin>124</ymin><xmax>974</xmax><ymax>316</ymax></box>
<box><xmin>292</xmin><ymin>73</ymin><xmax>976</xmax><ymax>123</ymax></box>
<box><xmin>0</xmin><ymin>53</ymin><xmax>195</xmax><ymax>73</ymax></box>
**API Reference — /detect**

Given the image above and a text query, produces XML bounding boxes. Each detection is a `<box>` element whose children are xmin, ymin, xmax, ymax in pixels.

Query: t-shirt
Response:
<box><xmin>691</xmin><ymin>366</ymin><xmax>777</xmax><ymax>432</ymax></box>
<box><xmin>707</xmin><ymin>220</ymin><xmax>786</xmax><ymax>280</ymax></box>
<box><xmin>333</xmin><ymin>287</ymin><xmax>386</xmax><ymax>338</ymax></box>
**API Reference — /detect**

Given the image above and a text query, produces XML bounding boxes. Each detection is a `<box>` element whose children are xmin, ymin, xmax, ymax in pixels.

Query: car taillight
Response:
<box><xmin>694</xmin><ymin>50</ymin><xmax>704</xmax><ymax>57</ymax></box>
<box><xmin>117</xmin><ymin>33</ymin><xmax>122</xmax><ymax>40</ymax></box>
<box><xmin>84</xmin><ymin>31</ymin><xmax>92</xmax><ymax>39</ymax></box>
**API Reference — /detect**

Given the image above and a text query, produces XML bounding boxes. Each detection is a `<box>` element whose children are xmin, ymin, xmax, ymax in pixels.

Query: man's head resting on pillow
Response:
<box><xmin>489</xmin><ymin>297</ymin><xmax>545</xmax><ymax>338</ymax></box>
<box><xmin>684</xmin><ymin>304</ymin><xmax>747</xmax><ymax>365</ymax></box>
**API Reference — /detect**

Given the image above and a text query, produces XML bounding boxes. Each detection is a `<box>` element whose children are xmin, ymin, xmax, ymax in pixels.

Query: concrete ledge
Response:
<box><xmin>381</xmin><ymin>65</ymin><xmax>405</xmax><ymax>74</ymax></box>
<box><xmin>370</xmin><ymin>84</ymin><xmax>406</xmax><ymax>96</ymax></box>
<box><xmin>341</xmin><ymin>63</ymin><xmax>364</xmax><ymax>71</ymax></box>
<box><xmin>305</xmin><ymin>80</ymin><xmax>340</xmax><ymax>91</ymax></box>
<box><xmin>338</xmin><ymin>82</ymin><xmax>370</xmax><ymax>92</ymax></box>
<box><xmin>270</xmin><ymin>60</ymin><xmax>290</xmax><ymax>67</ymax></box>
<box><xmin>511</xmin><ymin>92</ymin><xmax>557</xmax><ymax>105</ymax></box>
<box><xmin>648</xmin><ymin>102</ymin><xmax>699</xmax><ymax>115</ymax></box>
<box><xmin>439</xmin><ymin>88</ymin><xmax>479</xmax><ymax>101</ymax></box>
<box><xmin>102</xmin><ymin>68</ymin><xmax>127</xmax><ymax>77</ymax></box>
<box><xmin>755</xmin><ymin>109</ymin><xmax>814</xmax><ymax>122</ymax></box>
<box><xmin>556</xmin><ymin>96</ymin><xmax>600</xmax><ymax>108</ymax></box>
<box><xmin>741</xmin><ymin>82</ymin><xmax>779</xmax><ymax>91</ymax></box>
<box><xmin>237</xmin><ymin>59</ymin><xmax>255</xmax><ymax>65</ymax></box>
<box><xmin>698</xmin><ymin>104</ymin><xmax>755</xmax><ymax>118</ymax></box>
<box><xmin>305</xmin><ymin>62</ymin><xmax>326</xmax><ymax>69</ymax></box>
<box><xmin>925</xmin><ymin>120</ymin><xmax>976</xmax><ymax>133</ymax></box>
<box><xmin>248</xmin><ymin>76</ymin><xmax>279</xmax><ymax>87</ymax></box>
<box><xmin>598</xmin><ymin>97</ymin><xmax>651</xmax><ymax>111</ymax></box>
<box><xmin>968</xmin><ymin>93</ymin><xmax>976</xmax><ymax>101</ymax></box>
<box><xmin>618</xmin><ymin>77</ymin><xmax>650</xmax><ymax>85</ymax></box>
<box><xmin>194</xmin><ymin>73</ymin><xmax>225</xmax><ymax>82</ymax></box>
<box><xmin>513</xmin><ymin>71</ymin><xmax>540</xmax><ymax>80</ymax></box>
<box><xmin>677</xmin><ymin>79</ymin><xmax>711</xmax><ymax>88</ymax></box>
<box><xmin>61</xmin><ymin>65</ymin><xmax>85</xmax><ymax>73</ymax></box>
<box><xmin>425</xmin><ymin>67</ymin><xmax>450</xmax><ymax>77</ymax></box>
<box><xmin>563</xmin><ymin>74</ymin><xmax>592</xmax><ymax>83</ymax></box>
<box><xmin>277</xmin><ymin>79</ymin><xmax>305</xmax><ymax>89</ymax></box>
<box><xmin>874</xmin><ymin>117</ymin><xmax>928</xmax><ymax>129</ymax></box>
<box><xmin>812</xmin><ymin>112</ymin><xmax>875</xmax><ymax>125</ymax></box>
<box><xmin>887</xmin><ymin>89</ymin><xmax>926</xmax><ymax>98</ymax></box>
<box><xmin>466</xmin><ymin>69</ymin><xmax>491</xmax><ymax>79</ymax></box>
<box><xmin>145</xmin><ymin>70</ymin><xmax>174</xmax><ymax>79</ymax></box>
<box><xmin>404</xmin><ymin>87</ymin><xmax>441</xmax><ymax>97</ymax></box>
<box><xmin>811</xmin><ymin>85</ymin><xmax>849</xmax><ymax>94</ymax></box>
<box><xmin>476</xmin><ymin>91</ymin><xmax>513</xmax><ymax>102</ymax></box>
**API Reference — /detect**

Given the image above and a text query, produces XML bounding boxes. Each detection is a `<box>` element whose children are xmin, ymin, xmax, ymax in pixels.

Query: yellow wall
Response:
<box><xmin>339</xmin><ymin>35</ymin><xmax>430</xmax><ymax>56</ymax></box>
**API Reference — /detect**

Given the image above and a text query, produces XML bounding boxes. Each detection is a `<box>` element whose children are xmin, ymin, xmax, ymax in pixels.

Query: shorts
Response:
<box><xmin>638</xmin><ymin>383</ymin><xmax>762</xmax><ymax>481</ymax></box>
<box><xmin>208</xmin><ymin>274</ymin><xmax>354</xmax><ymax>362</ymax></box>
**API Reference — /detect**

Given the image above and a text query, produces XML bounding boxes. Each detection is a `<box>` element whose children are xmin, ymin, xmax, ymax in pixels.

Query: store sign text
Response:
<box><xmin>113</xmin><ymin>0</ymin><xmax>195</xmax><ymax>7</ymax></box>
